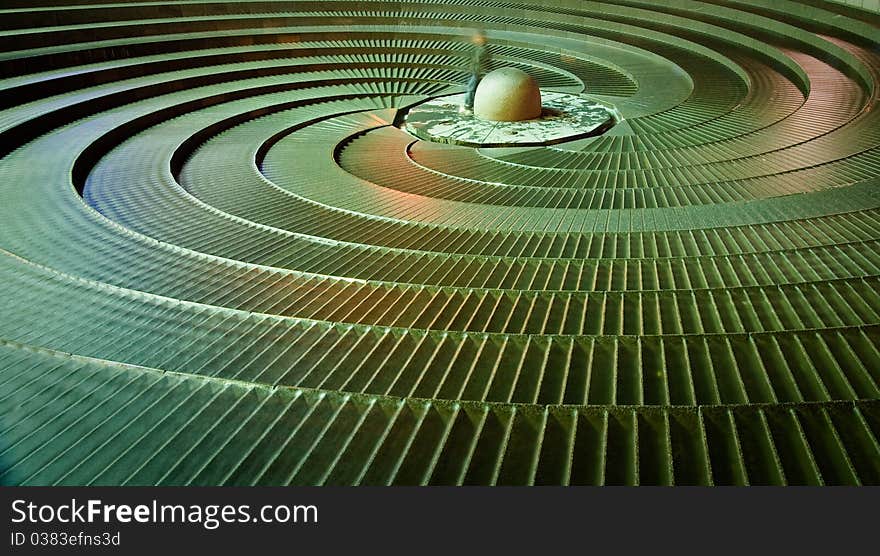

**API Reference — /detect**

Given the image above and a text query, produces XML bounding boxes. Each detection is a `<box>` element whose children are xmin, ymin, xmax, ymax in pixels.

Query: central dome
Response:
<box><xmin>473</xmin><ymin>67</ymin><xmax>542</xmax><ymax>121</ymax></box>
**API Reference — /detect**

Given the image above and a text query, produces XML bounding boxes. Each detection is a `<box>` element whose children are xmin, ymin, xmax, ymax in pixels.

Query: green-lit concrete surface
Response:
<box><xmin>0</xmin><ymin>0</ymin><xmax>878</xmax><ymax>485</ymax></box>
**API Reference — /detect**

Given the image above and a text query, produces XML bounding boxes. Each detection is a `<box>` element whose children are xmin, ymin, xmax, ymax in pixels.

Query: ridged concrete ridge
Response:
<box><xmin>0</xmin><ymin>0</ymin><xmax>878</xmax><ymax>485</ymax></box>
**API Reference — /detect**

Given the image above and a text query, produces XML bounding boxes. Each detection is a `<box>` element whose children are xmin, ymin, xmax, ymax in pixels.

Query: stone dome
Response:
<box><xmin>473</xmin><ymin>67</ymin><xmax>542</xmax><ymax>121</ymax></box>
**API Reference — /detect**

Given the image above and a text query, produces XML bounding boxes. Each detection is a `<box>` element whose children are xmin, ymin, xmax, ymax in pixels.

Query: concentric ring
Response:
<box><xmin>0</xmin><ymin>0</ymin><xmax>879</xmax><ymax>485</ymax></box>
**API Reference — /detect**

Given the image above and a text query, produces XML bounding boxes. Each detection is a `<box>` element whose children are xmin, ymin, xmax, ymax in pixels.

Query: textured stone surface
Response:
<box><xmin>3</xmin><ymin>0</ymin><xmax>880</xmax><ymax>488</ymax></box>
<box><xmin>404</xmin><ymin>91</ymin><xmax>617</xmax><ymax>147</ymax></box>
<box><xmin>474</xmin><ymin>67</ymin><xmax>543</xmax><ymax>121</ymax></box>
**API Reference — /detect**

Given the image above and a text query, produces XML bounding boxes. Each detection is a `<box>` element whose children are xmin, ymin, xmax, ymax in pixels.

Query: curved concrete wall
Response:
<box><xmin>827</xmin><ymin>0</ymin><xmax>880</xmax><ymax>14</ymax></box>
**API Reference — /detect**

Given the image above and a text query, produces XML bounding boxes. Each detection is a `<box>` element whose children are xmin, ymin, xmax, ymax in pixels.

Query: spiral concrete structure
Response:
<box><xmin>0</xmin><ymin>0</ymin><xmax>879</xmax><ymax>485</ymax></box>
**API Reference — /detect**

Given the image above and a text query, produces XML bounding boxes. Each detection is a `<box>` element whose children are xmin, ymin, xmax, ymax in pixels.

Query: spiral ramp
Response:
<box><xmin>0</xmin><ymin>0</ymin><xmax>879</xmax><ymax>485</ymax></box>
